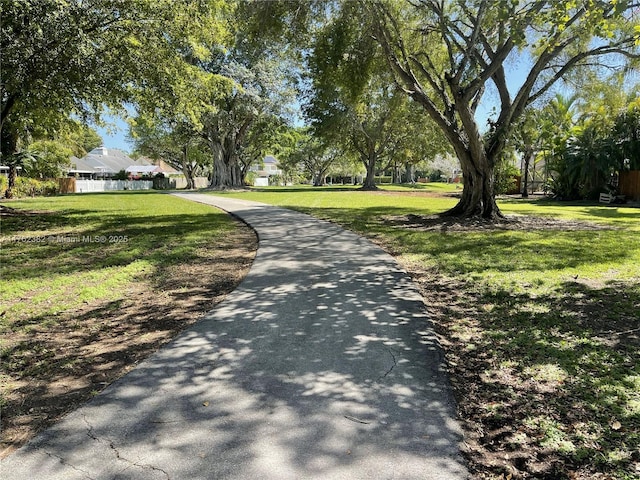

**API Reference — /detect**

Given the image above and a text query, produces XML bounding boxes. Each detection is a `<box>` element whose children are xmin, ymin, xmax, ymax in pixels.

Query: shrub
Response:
<box><xmin>7</xmin><ymin>178</ymin><xmax>60</xmax><ymax>198</ymax></box>
<box><xmin>245</xmin><ymin>171</ymin><xmax>258</xmax><ymax>186</ymax></box>
<box><xmin>494</xmin><ymin>158</ymin><xmax>521</xmax><ymax>194</ymax></box>
<box><xmin>375</xmin><ymin>175</ymin><xmax>393</xmax><ymax>184</ymax></box>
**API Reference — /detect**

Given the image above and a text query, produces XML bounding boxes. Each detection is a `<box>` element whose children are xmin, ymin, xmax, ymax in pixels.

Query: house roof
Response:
<box><xmin>136</xmin><ymin>157</ymin><xmax>180</xmax><ymax>174</ymax></box>
<box><xmin>80</xmin><ymin>147</ymin><xmax>151</xmax><ymax>174</ymax></box>
<box><xmin>125</xmin><ymin>165</ymin><xmax>161</xmax><ymax>174</ymax></box>
<box><xmin>263</xmin><ymin>155</ymin><xmax>278</xmax><ymax>165</ymax></box>
<box><xmin>69</xmin><ymin>156</ymin><xmax>98</xmax><ymax>173</ymax></box>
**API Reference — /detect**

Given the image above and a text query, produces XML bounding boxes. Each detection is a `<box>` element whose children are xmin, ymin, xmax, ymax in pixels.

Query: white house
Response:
<box><xmin>68</xmin><ymin>147</ymin><xmax>175</xmax><ymax>179</ymax></box>
<box><xmin>250</xmin><ymin>155</ymin><xmax>283</xmax><ymax>186</ymax></box>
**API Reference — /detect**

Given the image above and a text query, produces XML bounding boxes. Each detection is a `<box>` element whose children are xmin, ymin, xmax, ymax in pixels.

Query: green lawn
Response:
<box><xmin>0</xmin><ymin>193</ymin><xmax>239</xmax><ymax>327</ymax></box>
<box><xmin>1</xmin><ymin>188</ymin><xmax>637</xmax><ymax>478</ymax></box>
<box><xmin>0</xmin><ymin>192</ymin><xmax>253</xmax><ymax>452</ymax></box>
<box><xmin>210</xmin><ymin>186</ymin><xmax>640</xmax><ymax>480</ymax></box>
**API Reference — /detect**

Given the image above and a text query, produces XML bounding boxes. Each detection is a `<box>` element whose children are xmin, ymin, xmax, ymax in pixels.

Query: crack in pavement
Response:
<box><xmin>82</xmin><ymin>415</ymin><xmax>171</xmax><ymax>480</ymax></box>
<box><xmin>42</xmin><ymin>450</ymin><xmax>96</xmax><ymax>480</ymax></box>
<box><xmin>378</xmin><ymin>347</ymin><xmax>398</xmax><ymax>381</ymax></box>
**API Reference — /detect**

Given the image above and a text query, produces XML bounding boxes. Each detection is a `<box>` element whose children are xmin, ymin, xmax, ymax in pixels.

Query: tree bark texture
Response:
<box><xmin>441</xmin><ymin>142</ymin><xmax>503</xmax><ymax>219</ymax></box>
<box><xmin>360</xmin><ymin>152</ymin><xmax>378</xmax><ymax>190</ymax></box>
<box><xmin>208</xmin><ymin>134</ymin><xmax>245</xmax><ymax>189</ymax></box>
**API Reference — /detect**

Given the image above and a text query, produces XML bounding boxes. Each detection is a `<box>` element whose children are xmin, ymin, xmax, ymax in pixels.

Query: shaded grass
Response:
<box><xmin>0</xmin><ymin>193</ymin><xmax>248</xmax><ymax>436</ymax></box>
<box><xmin>1</xmin><ymin>192</ymin><xmax>239</xmax><ymax>324</ymax></box>
<box><xmin>210</xmin><ymin>187</ymin><xmax>640</xmax><ymax>479</ymax></box>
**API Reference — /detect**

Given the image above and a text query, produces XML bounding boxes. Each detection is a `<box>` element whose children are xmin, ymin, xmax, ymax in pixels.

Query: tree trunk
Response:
<box><xmin>312</xmin><ymin>169</ymin><xmax>326</xmax><ymax>186</ymax></box>
<box><xmin>443</xmin><ymin>148</ymin><xmax>503</xmax><ymax>219</ymax></box>
<box><xmin>406</xmin><ymin>163</ymin><xmax>415</xmax><ymax>183</ymax></box>
<box><xmin>187</xmin><ymin>173</ymin><xmax>196</xmax><ymax>190</ymax></box>
<box><xmin>209</xmin><ymin>140</ymin><xmax>244</xmax><ymax>189</ymax></box>
<box><xmin>360</xmin><ymin>153</ymin><xmax>378</xmax><ymax>190</ymax></box>
<box><xmin>392</xmin><ymin>164</ymin><xmax>402</xmax><ymax>183</ymax></box>
<box><xmin>182</xmin><ymin>146</ymin><xmax>196</xmax><ymax>190</ymax></box>
<box><xmin>183</xmin><ymin>166</ymin><xmax>196</xmax><ymax>189</ymax></box>
<box><xmin>1</xmin><ymin>126</ymin><xmax>18</xmax><ymax>199</ymax></box>
<box><xmin>522</xmin><ymin>148</ymin><xmax>533</xmax><ymax>199</ymax></box>
<box><xmin>6</xmin><ymin>165</ymin><xmax>17</xmax><ymax>199</ymax></box>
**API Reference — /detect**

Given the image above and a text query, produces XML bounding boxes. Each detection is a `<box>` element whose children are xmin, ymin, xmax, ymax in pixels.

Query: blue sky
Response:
<box><xmin>92</xmin><ymin>117</ymin><xmax>133</xmax><ymax>153</ymax></box>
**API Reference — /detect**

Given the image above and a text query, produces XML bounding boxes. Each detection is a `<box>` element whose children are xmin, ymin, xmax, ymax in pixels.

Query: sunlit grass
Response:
<box><xmin>210</xmin><ymin>187</ymin><xmax>640</xmax><ymax>479</ymax></box>
<box><xmin>217</xmin><ymin>187</ymin><xmax>640</xmax><ymax>289</ymax></box>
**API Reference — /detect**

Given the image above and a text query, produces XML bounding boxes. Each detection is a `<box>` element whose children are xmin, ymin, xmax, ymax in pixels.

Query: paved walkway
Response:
<box><xmin>1</xmin><ymin>193</ymin><xmax>468</xmax><ymax>479</ymax></box>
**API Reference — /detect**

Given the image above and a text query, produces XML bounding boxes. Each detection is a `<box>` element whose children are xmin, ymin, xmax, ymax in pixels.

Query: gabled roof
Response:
<box><xmin>79</xmin><ymin>147</ymin><xmax>151</xmax><ymax>174</ymax></box>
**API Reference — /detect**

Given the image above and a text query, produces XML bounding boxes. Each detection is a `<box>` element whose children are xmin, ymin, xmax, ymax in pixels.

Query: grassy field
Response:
<box><xmin>1</xmin><ymin>186</ymin><xmax>637</xmax><ymax>478</ymax></box>
<box><xmin>211</xmin><ymin>185</ymin><xmax>640</xmax><ymax>480</ymax></box>
<box><xmin>0</xmin><ymin>192</ymin><xmax>256</xmax><ymax>455</ymax></box>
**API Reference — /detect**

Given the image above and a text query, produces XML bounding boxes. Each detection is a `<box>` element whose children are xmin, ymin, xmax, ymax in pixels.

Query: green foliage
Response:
<box><xmin>204</xmin><ymin>56</ymin><xmax>298</xmax><ymax>187</ymax></box>
<box><xmin>63</xmin><ymin>123</ymin><xmax>103</xmax><ymax>157</ymax></box>
<box><xmin>129</xmin><ymin>115</ymin><xmax>211</xmax><ymax>189</ymax></box>
<box><xmin>303</xmin><ymin>4</ymin><xmax>449</xmax><ymax>190</ymax></box>
<box><xmin>494</xmin><ymin>151</ymin><xmax>521</xmax><ymax>195</ymax></box>
<box><xmin>542</xmin><ymin>89</ymin><xmax>640</xmax><ymax>199</ymax></box>
<box><xmin>25</xmin><ymin>140</ymin><xmax>72</xmax><ymax>179</ymax></box>
<box><xmin>279</xmin><ymin>129</ymin><xmax>340</xmax><ymax>186</ymax></box>
<box><xmin>112</xmin><ymin>170</ymin><xmax>128</xmax><ymax>181</ymax></box>
<box><xmin>244</xmin><ymin>170</ymin><xmax>258</xmax><ymax>186</ymax></box>
<box><xmin>1</xmin><ymin>0</ymin><xmax>225</xmax><ymax>161</ymax></box>
<box><xmin>611</xmin><ymin>102</ymin><xmax>640</xmax><ymax>170</ymax></box>
<box><xmin>268</xmin><ymin>174</ymin><xmax>286</xmax><ymax>186</ymax></box>
<box><xmin>1</xmin><ymin>177</ymin><xmax>59</xmax><ymax>198</ymax></box>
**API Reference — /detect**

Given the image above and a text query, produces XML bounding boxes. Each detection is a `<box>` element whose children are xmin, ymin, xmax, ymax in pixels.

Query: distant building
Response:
<box><xmin>250</xmin><ymin>155</ymin><xmax>282</xmax><ymax>186</ymax></box>
<box><xmin>68</xmin><ymin>147</ymin><xmax>174</xmax><ymax>179</ymax></box>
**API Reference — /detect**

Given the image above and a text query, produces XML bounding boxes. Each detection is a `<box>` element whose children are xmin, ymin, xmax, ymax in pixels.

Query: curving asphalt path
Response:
<box><xmin>1</xmin><ymin>193</ymin><xmax>468</xmax><ymax>479</ymax></box>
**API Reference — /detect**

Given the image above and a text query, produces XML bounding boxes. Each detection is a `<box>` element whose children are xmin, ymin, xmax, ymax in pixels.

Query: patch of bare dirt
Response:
<box><xmin>384</xmin><ymin>213</ymin><xmax>617</xmax><ymax>232</ymax></box>
<box><xmin>0</xmin><ymin>205</ymin><xmax>52</xmax><ymax>217</ymax></box>
<box><xmin>0</xmin><ymin>220</ymin><xmax>257</xmax><ymax>458</ymax></box>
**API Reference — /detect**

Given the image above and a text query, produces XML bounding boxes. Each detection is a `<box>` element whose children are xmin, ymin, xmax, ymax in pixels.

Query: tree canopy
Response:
<box><xmin>3</xmin><ymin>0</ymin><xmax>639</xmax><ymax>202</ymax></box>
<box><xmin>1</xmin><ymin>0</ymin><xmax>225</xmax><ymax>195</ymax></box>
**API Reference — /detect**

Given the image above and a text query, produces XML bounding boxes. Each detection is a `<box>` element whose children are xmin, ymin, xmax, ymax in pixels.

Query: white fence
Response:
<box><xmin>75</xmin><ymin>180</ymin><xmax>154</xmax><ymax>193</ymax></box>
<box><xmin>153</xmin><ymin>177</ymin><xmax>210</xmax><ymax>189</ymax></box>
